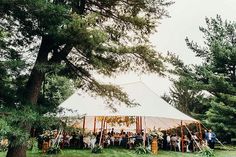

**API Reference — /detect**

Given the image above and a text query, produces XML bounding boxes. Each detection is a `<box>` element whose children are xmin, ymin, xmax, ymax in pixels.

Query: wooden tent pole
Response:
<box><xmin>195</xmin><ymin>122</ymin><xmax>199</xmax><ymax>134</ymax></box>
<box><xmin>181</xmin><ymin>121</ymin><xmax>184</xmax><ymax>153</ymax></box>
<box><xmin>184</xmin><ymin>124</ymin><xmax>202</xmax><ymax>151</ymax></box>
<box><xmin>99</xmin><ymin>116</ymin><xmax>105</xmax><ymax>146</ymax></box>
<box><xmin>198</xmin><ymin>122</ymin><xmax>203</xmax><ymax>144</ymax></box>
<box><xmin>136</xmin><ymin>116</ymin><xmax>139</xmax><ymax>133</ymax></box>
<box><xmin>93</xmin><ymin>116</ymin><xmax>96</xmax><ymax>133</ymax></box>
<box><xmin>103</xmin><ymin>118</ymin><xmax>106</xmax><ymax>132</ymax></box>
<box><xmin>143</xmin><ymin>116</ymin><xmax>146</xmax><ymax>147</ymax></box>
<box><xmin>82</xmin><ymin>116</ymin><xmax>86</xmax><ymax>133</ymax></box>
<box><xmin>105</xmin><ymin>121</ymin><xmax>107</xmax><ymax>131</ymax></box>
<box><xmin>140</xmin><ymin>116</ymin><xmax>142</xmax><ymax>133</ymax></box>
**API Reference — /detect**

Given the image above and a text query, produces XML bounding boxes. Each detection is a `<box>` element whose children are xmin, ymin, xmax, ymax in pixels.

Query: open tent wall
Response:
<box><xmin>58</xmin><ymin>82</ymin><xmax>198</xmax><ymax>130</ymax></box>
<box><xmin>63</xmin><ymin>116</ymin><xmax>197</xmax><ymax>132</ymax></box>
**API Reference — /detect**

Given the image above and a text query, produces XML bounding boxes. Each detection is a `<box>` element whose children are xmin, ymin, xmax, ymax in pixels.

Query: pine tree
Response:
<box><xmin>167</xmin><ymin>15</ymin><xmax>236</xmax><ymax>141</ymax></box>
<box><xmin>0</xmin><ymin>1</ymin><xmax>172</xmax><ymax>156</ymax></box>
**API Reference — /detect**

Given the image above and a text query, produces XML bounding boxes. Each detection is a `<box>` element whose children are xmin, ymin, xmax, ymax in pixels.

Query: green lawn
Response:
<box><xmin>0</xmin><ymin>148</ymin><xmax>236</xmax><ymax>157</ymax></box>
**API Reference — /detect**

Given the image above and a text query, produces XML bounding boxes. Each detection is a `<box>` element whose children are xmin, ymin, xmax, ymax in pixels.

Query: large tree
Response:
<box><xmin>167</xmin><ymin>15</ymin><xmax>236</xmax><ymax>142</ymax></box>
<box><xmin>0</xmin><ymin>0</ymin><xmax>172</xmax><ymax>156</ymax></box>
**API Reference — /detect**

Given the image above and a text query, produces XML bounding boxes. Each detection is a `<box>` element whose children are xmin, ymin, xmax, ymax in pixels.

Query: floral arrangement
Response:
<box><xmin>149</xmin><ymin>128</ymin><xmax>163</xmax><ymax>140</ymax></box>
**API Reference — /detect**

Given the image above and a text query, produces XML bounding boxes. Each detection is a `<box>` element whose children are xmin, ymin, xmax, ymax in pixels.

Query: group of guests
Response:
<box><xmin>37</xmin><ymin>128</ymin><xmax>217</xmax><ymax>152</ymax></box>
<box><xmin>161</xmin><ymin>129</ymin><xmax>217</xmax><ymax>152</ymax></box>
<box><xmin>69</xmin><ymin>128</ymin><xmax>146</xmax><ymax>149</ymax></box>
<box><xmin>204</xmin><ymin>129</ymin><xmax>216</xmax><ymax>149</ymax></box>
<box><xmin>161</xmin><ymin>133</ymin><xmax>200</xmax><ymax>152</ymax></box>
<box><xmin>37</xmin><ymin>128</ymin><xmax>146</xmax><ymax>150</ymax></box>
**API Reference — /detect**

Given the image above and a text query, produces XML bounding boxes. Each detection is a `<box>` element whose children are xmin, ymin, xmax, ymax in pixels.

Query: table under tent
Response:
<box><xmin>58</xmin><ymin>82</ymin><xmax>203</xmax><ymax>152</ymax></box>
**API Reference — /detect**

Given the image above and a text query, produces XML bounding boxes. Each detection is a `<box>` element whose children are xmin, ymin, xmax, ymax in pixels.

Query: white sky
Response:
<box><xmin>98</xmin><ymin>0</ymin><xmax>236</xmax><ymax>96</ymax></box>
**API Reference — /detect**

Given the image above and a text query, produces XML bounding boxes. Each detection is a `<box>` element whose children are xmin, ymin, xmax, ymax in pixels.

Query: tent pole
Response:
<box><xmin>181</xmin><ymin>120</ymin><xmax>184</xmax><ymax>153</ymax></box>
<box><xmin>136</xmin><ymin>116</ymin><xmax>139</xmax><ymax>133</ymax></box>
<box><xmin>198</xmin><ymin>122</ymin><xmax>203</xmax><ymax>144</ymax></box>
<box><xmin>184</xmin><ymin>124</ymin><xmax>202</xmax><ymax>151</ymax></box>
<box><xmin>103</xmin><ymin>118</ymin><xmax>106</xmax><ymax>132</ymax></box>
<box><xmin>99</xmin><ymin>116</ymin><xmax>105</xmax><ymax>146</ymax></box>
<box><xmin>82</xmin><ymin>116</ymin><xmax>86</xmax><ymax>134</ymax></box>
<box><xmin>143</xmin><ymin>116</ymin><xmax>146</xmax><ymax>147</ymax></box>
<box><xmin>140</xmin><ymin>116</ymin><xmax>142</xmax><ymax>133</ymax></box>
<box><xmin>195</xmin><ymin>122</ymin><xmax>199</xmax><ymax>134</ymax></box>
<box><xmin>93</xmin><ymin>116</ymin><xmax>96</xmax><ymax>133</ymax></box>
<box><xmin>105</xmin><ymin>121</ymin><xmax>107</xmax><ymax>131</ymax></box>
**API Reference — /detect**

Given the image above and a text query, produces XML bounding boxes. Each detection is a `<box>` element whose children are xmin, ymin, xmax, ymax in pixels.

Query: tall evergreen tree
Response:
<box><xmin>186</xmin><ymin>15</ymin><xmax>236</xmax><ymax>140</ymax></box>
<box><xmin>0</xmin><ymin>1</ymin><xmax>172</xmax><ymax>156</ymax></box>
<box><xmin>167</xmin><ymin>15</ymin><xmax>236</xmax><ymax>141</ymax></box>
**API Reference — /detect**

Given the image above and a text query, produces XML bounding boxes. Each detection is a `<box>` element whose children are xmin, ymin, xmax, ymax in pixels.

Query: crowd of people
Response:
<box><xmin>37</xmin><ymin>128</ymin><xmax>217</xmax><ymax>153</ymax></box>
<box><xmin>162</xmin><ymin>132</ymin><xmax>200</xmax><ymax>152</ymax></box>
<box><xmin>38</xmin><ymin>128</ymin><xmax>147</xmax><ymax>150</ymax></box>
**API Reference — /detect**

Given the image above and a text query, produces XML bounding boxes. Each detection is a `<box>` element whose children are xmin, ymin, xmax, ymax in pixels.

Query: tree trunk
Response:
<box><xmin>6</xmin><ymin>36</ymin><xmax>53</xmax><ymax>157</ymax></box>
<box><xmin>24</xmin><ymin>36</ymin><xmax>54</xmax><ymax>104</ymax></box>
<box><xmin>6</xmin><ymin>145</ymin><xmax>27</xmax><ymax>157</ymax></box>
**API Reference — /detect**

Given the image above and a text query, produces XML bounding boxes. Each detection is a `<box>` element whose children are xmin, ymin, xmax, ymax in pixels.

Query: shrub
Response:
<box><xmin>91</xmin><ymin>144</ymin><xmax>103</xmax><ymax>154</ymax></box>
<box><xmin>198</xmin><ymin>145</ymin><xmax>215</xmax><ymax>157</ymax></box>
<box><xmin>27</xmin><ymin>138</ymin><xmax>38</xmax><ymax>151</ymax></box>
<box><xmin>135</xmin><ymin>144</ymin><xmax>151</xmax><ymax>155</ymax></box>
<box><xmin>47</xmin><ymin>145</ymin><xmax>61</xmax><ymax>154</ymax></box>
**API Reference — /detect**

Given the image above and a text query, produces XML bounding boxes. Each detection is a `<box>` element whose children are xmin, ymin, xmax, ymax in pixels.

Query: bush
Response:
<box><xmin>198</xmin><ymin>145</ymin><xmax>215</xmax><ymax>157</ymax></box>
<box><xmin>135</xmin><ymin>144</ymin><xmax>151</xmax><ymax>155</ymax></box>
<box><xmin>47</xmin><ymin>145</ymin><xmax>61</xmax><ymax>154</ymax></box>
<box><xmin>27</xmin><ymin>138</ymin><xmax>38</xmax><ymax>152</ymax></box>
<box><xmin>91</xmin><ymin>144</ymin><xmax>103</xmax><ymax>154</ymax></box>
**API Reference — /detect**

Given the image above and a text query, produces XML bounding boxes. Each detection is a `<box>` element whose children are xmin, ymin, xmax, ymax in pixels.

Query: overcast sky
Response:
<box><xmin>98</xmin><ymin>0</ymin><xmax>236</xmax><ymax>96</ymax></box>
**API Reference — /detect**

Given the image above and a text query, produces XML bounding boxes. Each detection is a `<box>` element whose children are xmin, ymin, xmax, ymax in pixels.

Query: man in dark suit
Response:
<box><xmin>205</xmin><ymin>129</ymin><xmax>216</xmax><ymax>149</ymax></box>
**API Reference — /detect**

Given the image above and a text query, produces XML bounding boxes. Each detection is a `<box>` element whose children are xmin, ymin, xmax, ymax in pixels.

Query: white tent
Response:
<box><xmin>58</xmin><ymin>82</ymin><xmax>198</xmax><ymax>131</ymax></box>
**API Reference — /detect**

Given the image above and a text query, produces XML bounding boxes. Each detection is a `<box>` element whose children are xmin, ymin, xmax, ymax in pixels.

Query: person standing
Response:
<box><xmin>204</xmin><ymin>130</ymin><xmax>208</xmax><ymax>145</ymax></box>
<box><xmin>206</xmin><ymin>129</ymin><xmax>216</xmax><ymax>149</ymax></box>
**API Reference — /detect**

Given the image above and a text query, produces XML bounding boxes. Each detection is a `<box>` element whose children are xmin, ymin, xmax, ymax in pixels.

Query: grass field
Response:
<box><xmin>1</xmin><ymin>148</ymin><xmax>236</xmax><ymax>157</ymax></box>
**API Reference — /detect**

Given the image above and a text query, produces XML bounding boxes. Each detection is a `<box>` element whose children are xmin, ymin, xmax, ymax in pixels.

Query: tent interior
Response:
<box><xmin>58</xmin><ymin>82</ymin><xmax>199</xmax><ymax>132</ymax></box>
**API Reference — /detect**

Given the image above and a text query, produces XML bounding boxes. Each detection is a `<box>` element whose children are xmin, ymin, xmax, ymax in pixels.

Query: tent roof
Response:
<box><xmin>59</xmin><ymin>82</ymin><xmax>197</xmax><ymax>125</ymax></box>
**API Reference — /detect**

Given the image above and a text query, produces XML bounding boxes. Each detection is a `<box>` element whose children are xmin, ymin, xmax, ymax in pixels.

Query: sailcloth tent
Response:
<box><xmin>58</xmin><ymin>82</ymin><xmax>198</xmax><ymax>131</ymax></box>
